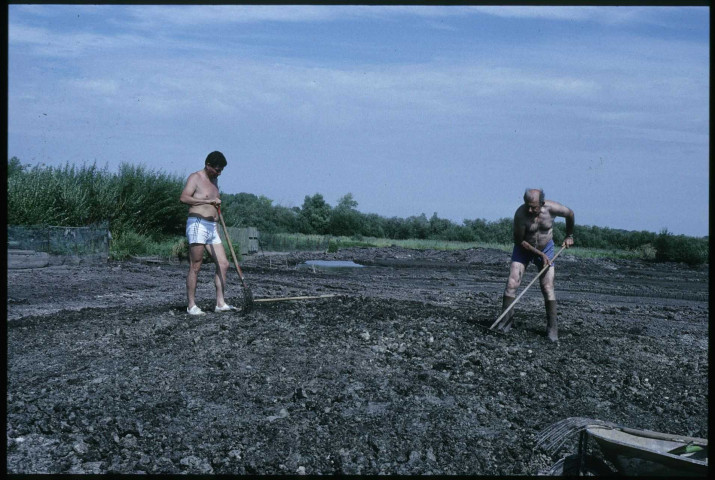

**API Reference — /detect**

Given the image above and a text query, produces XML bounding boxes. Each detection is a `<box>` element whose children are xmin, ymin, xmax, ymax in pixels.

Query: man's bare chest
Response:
<box><xmin>195</xmin><ymin>179</ymin><xmax>219</xmax><ymax>198</ymax></box>
<box><xmin>523</xmin><ymin>214</ymin><xmax>554</xmax><ymax>233</ymax></box>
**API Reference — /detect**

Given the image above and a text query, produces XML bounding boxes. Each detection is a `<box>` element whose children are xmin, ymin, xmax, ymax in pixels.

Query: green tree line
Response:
<box><xmin>6</xmin><ymin>158</ymin><xmax>709</xmax><ymax>265</ymax></box>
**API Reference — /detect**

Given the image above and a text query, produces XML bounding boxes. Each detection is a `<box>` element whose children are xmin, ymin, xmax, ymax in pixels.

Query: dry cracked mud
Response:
<box><xmin>6</xmin><ymin>246</ymin><xmax>709</xmax><ymax>474</ymax></box>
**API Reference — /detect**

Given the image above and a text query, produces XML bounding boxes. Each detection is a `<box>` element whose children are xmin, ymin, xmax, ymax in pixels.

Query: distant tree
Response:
<box><xmin>405</xmin><ymin>214</ymin><xmax>430</xmax><ymax>240</ymax></box>
<box><xmin>336</xmin><ymin>193</ymin><xmax>358</xmax><ymax>210</ymax></box>
<box><xmin>654</xmin><ymin>228</ymin><xmax>708</xmax><ymax>265</ymax></box>
<box><xmin>273</xmin><ymin>205</ymin><xmax>301</xmax><ymax>233</ymax></box>
<box><xmin>360</xmin><ymin>213</ymin><xmax>386</xmax><ymax>238</ymax></box>
<box><xmin>383</xmin><ymin>216</ymin><xmax>408</xmax><ymax>239</ymax></box>
<box><xmin>299</xmin><ymin>193</ymin><xmax>332</xmax><ymax>234</ymax></box>
<box><xmin>489</xmin><ymin>218</ymin><xmax>513</xmax><ymax>244</ymax></box>
<box><xmin>7</xmin><ymin>157</ymin><xmax>26</xmax><ymax>177</ymax></box>
<box><xmin>451</xmin><ymin>223</ymin><xmax>476</xmax><ymax>242</ymax></box>
<box><xmin>428</xmin><ymin>212</ymin><xmax>453</xmax><ymax>239</ymax></box>
<box><xmin>463</xmin><ymin>218</ymin><xmax>489</xmax><ymax>242</ymax></box>
<box><xmin>221</xmin><ymin>192</ymin><xmax>275</xmax><ymax>230</ymax></box>
<box><xmin>330</xmin><ymin>193</ymin><xmax>361</xmax><ymax>236</ymax></box>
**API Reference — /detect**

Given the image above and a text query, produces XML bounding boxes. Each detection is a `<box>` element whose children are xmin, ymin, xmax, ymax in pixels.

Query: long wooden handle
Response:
<box><xmin>253</xmin><ymin>294</ymin><xmax>336</xmax><ymax>303</ymax></box>
<box><xmin>489</xmin><ymin>244</ymin><xmax>567</xmax><ymax>330</ymax></box>
<box><xmin>217</xmin><ymin>206</ymin><xmax>247</xmax><ymax>287</ymax></box>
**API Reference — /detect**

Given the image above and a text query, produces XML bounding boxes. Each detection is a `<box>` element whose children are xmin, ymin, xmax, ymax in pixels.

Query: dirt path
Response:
<box><xmin>6</xmin><ymin>247</ymin><xmax>708</xmax><ymax>474</ymax></box>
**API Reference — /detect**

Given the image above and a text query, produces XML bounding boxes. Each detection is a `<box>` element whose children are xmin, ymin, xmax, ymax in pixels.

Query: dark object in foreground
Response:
<box><xmin>217</xmin><ymin>206</ymin><xmax>254</xmax><ymax>313</ymax></box>
<box><xmin>242</xmin><ymin>286</ymin><xmax>254</xmax><ymax>313</ymax></box>
<box><xmin>537</xmin><ymin>417</ymin><xmax>708</xmax><ymax>476</ymax></box>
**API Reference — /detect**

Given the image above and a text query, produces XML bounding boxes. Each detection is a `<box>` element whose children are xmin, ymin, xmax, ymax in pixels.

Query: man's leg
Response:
<box><xmin>499</xmin><ymin>261</ymin><xmax>525</xmax><ymax>332</ymax></box>
<box><xmin>206</xmin><ymin>243</ymin><xmax>230</xmax><ymax>308</ymax></box>
<box><xmin>540</xmin><ymin>267</ymin><xmax>558</xmax><ymax>341</ymax></box>
<box><xmin>187</xmin><ymin>244</ymin><xmax>205</xmax><ymax>310</ymax></box>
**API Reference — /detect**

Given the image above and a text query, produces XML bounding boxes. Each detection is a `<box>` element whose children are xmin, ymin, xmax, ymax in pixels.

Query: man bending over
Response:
<box><xmin>497</xmin><ymin>188</ymin><xmax>574</xmax><ymax>341</ymax></box>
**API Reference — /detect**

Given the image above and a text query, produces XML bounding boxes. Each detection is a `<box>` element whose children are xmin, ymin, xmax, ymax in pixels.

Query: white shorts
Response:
<box><xmin>186</xmin><ymin>217</ymin><xmax>222</xmax><ymax>245</ymax></box>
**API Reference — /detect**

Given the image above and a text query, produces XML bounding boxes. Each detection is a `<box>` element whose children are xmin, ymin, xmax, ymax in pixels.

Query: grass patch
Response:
<box><xmin>107</xmin><ymin>231</ymin><xmax>671</xmax><ymax>263</ymax></box>
<box><xmin>330</xmin><ymin>236</ymin><xmax>659</xmax><ymax>261</ymax></box>
<box><xmin>330</xmin><ymin>236</ymin><xmax>512</xmax><ymax>252</ymax></box>
<box><xmin>110</xmin><ymin>233</ymin><xmax>241</xmax><ymax>263</ymax></box>
<box><xmin>559</xmin><ymin>246</ymin><xmax>653</xmax><ymax>260</ymax></box>
<box><xmin>110</xmin><ymin>232</ymin><xmax>182</xmax><ymax>260</ymax></box>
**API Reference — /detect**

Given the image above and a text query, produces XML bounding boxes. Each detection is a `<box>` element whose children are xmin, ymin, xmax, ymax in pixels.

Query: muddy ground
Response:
<box><xmin>6</xmin><ymin>246</ymin><xmax>709</xmax><ymax>474</ymax></box>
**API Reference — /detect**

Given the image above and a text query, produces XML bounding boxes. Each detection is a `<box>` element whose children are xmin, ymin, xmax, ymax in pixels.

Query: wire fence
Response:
<box><xmin>257</xmin><ymin>232</ymin><xmax>331</xmax><ymax>252</ymax></box>
<box><xmin>7</xmin><ymin>224</ymin><xmax>111</xmax><ymax>256</ymax></box>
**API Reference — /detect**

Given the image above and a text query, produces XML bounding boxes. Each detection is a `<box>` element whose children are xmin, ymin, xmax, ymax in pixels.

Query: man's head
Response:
<box><xmin>205</xmin><ymin>151</ymin><xmax>227</xmax><ymax>178</ymax></box>
<box><xmin>524</xmin><ymin>188</ymin><xmax>545</xmax><ymax>216</ymax></box>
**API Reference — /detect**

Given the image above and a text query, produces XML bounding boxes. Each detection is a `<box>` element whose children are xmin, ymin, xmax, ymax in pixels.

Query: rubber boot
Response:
<box><xmin>497</xmin><ymin>295</ymin><xmax>516</xmax><ymax>332</ymax></box>
<box><xmin>545</xmin><ymin>300</ymin><xmax>558</xmax><ymax>342</ymax></box>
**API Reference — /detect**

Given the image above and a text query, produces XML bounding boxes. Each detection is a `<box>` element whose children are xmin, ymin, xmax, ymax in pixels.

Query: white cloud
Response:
<box><xmin>68</xmin><ymin>78</ymin><xmax>119</xmax><ymax>96</ymax></box>
<box><xmin>123</xmin><ymin>5</ymin><xmax>363</xmax><ymax>28</ymax></box>
<box><xmin>8</xmin><ymin>23</ymin><xmax>41</xmax><ymax>44</ymax></box>
<box><xmin>114</xmin><ymin>5</ymin><xmax>700</xmax><ymax>29</ymax></box>
<box><xmin>469</xmin><ymin>6</ymin><xmax>699</xmax><ymax>26</ymax></box>
<box><xmin>9</xmin><ymin>21</ymin><xmax>149</xmax><ymax>58</ymax></box>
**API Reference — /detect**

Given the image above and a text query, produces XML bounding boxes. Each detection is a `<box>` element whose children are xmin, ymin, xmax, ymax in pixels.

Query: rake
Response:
<box><xmin>217</xmin><ymin>206</ymin><xmax>254</xmax><ymax>312</ymax></box>
<box><xmin>534</xmin><ymin>416</ymin><xmax>703</xmax><ymax>456</ymax></box>
<box><xmin>490</xmin><ymin>243</ymin><xmax>567</xmax><ymax>330</ymax></box>
<box><xmin>535</xmin><ymin>417</ymin><xmax>613</xmax><ymax>455</ymax></box>
<box><xmin>253</xmin><ymin>294</ymin><xmax>337</xmax><ymax>304</ymax></box>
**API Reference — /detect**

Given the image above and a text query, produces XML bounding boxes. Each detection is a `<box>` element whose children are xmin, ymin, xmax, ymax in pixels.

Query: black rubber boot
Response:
<box><xmin>546</xmin><ymin>300</ymin><xmax>558</xmax><ymax>342</ymax></box>
<box><xmin>497</xmin><ymin>295</ymin><xmax>516</xmax><ymax>332</ymax></box>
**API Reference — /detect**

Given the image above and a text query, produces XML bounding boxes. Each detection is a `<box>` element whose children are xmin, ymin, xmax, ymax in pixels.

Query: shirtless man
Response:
<box><xmin>497</xmin><ymin>189</ymin><xmax>575</xmax><ymax>341</ymax></box>
<box><xmin>179</xmin><ymin>151</ymin><xmax>236</xmax><ymax>315</ymax></box>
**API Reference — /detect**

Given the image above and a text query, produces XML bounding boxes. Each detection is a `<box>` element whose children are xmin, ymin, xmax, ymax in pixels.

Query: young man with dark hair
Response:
<box><xmin>179</xmin><ymin>151</ymin><xmax>236</xmax><ymax>315</ymax></box>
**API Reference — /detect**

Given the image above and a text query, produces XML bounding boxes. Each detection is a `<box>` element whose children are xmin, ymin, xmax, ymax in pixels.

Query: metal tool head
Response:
<box><xmin>243</xmin><ymin>286</ymin><xmax>254</xmax><ymax>313</ymax></box>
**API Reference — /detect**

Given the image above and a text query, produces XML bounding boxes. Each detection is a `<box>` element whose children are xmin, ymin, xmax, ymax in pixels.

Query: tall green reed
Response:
<box><xmin>8</xmin><ymin>161</ymin><xmax>187</xmax><ymax>238</ymax></box>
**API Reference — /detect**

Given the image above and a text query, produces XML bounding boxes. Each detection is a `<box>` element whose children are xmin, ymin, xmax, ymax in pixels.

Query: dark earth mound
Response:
<box><xmin>6</xmin><ymin>246</ymin><xmax>708</xmax><ymax>474</ymax></box>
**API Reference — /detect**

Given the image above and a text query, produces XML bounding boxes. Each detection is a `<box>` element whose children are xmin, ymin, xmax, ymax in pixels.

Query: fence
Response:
<box><xmin>224</xmin><ymin>227</ymin><xmax>260</xmax><ymax>256</ymax></box>
<box><xmin>7</xmin><ymin>224</ymin><xmax>111</xmax><ymax>256</ymax></box>
<box><xmin>257</xmin><ymin>232</ymin><xmax>331</xmax><ymax>252</ymax></box>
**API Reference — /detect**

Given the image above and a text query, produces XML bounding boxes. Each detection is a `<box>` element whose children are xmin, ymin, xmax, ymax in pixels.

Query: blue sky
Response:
<box><xmin>8</xmin><ymin>5</ymin><xmax>710</xmax><ymax>237</ymax></box>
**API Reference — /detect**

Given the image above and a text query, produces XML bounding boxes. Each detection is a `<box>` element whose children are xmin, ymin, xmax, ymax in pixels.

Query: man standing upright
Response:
<box><xmin>497</xmin><ymin>189</ymin><xmax>574</xmax><ymax>341</ymax></box>
<box><xmin>179</xmin><ymin>151</ymin><xmax>237</xmax><ymax>315</ymax></box>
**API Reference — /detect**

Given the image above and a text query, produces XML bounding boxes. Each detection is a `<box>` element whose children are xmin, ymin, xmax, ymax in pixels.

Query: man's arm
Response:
<box><xmin>179</xmin><ymin>173</ymin><xmax>216</xmax><ymax>206</ymax></box>
<box><xmin>548</xmin><ymin>201</ymin><xmax>575</xmax><ymax>247</ymax></box>
<box><xmin>513</xmin><ymin>210</ymin><xmax>525</xmax><ymax>246</ymax></box>
<box><xmin>179</xmin><ymin>173</ymin><xmax>197</xmax><ymax>205</ymax></box>
<box><xmin>513</xmin><ymin>210</ymin><xmax>547</xmax><ymax>260</ymax></box>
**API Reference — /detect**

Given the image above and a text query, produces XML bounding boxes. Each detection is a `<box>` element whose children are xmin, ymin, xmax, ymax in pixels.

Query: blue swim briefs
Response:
<box><xmin>511</xmin><ymin>239</ymin><xmax>555</xmax><ymax>269</ymax></box>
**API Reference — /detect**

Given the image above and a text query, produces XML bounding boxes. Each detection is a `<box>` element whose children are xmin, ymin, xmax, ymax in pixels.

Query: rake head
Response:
<box><xmin>535</xmin><ymin>417</ymin><xmax>615</xmax><ymax>455</ymax></box>
<box><xmin>242</xmin><ymin>286</ymin><xmax>254</xmax><ymax>313</ymax></box>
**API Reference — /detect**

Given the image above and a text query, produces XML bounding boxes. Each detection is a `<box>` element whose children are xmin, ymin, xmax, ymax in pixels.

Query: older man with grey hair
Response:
<box><xmin>497</xmin><ymin>188</ymin><xmax>575</xmax><ymax>341</ymax></box>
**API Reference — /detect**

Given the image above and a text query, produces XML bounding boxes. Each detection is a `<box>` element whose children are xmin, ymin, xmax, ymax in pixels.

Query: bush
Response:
<box><xmin>7</xmin><ymin>160</ymin><xmax>186</xmax><ymax>237</ymax></box>
<box><xmin>654</xmin><ymin>230</ymin><xmax>708</xmax><ymax>266</ymax></box>
<box><xmin>171</xmin><ymin>238</ymin><xmax>190</xmax><ymax>262</ymax></box>
<box><xmin>633</xmin><ymin>243</ymin><xmax>657</xmax><ymax>261</ymax></box>
<box><xmin>110</xmin><ymin>230</ymin><xmax>152</xmax><ymax>259</ymax></box>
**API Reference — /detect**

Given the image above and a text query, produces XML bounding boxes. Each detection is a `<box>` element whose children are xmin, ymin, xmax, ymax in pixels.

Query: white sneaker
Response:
<box><xmin>215</xmin><ymin>304</ymin><xmax>238</xmax><ymax>313</ymax></box>
<box><xmin>187</xmin><ymin>305</ymin><xmax>206</xmax><ymax>316</ymax></box>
